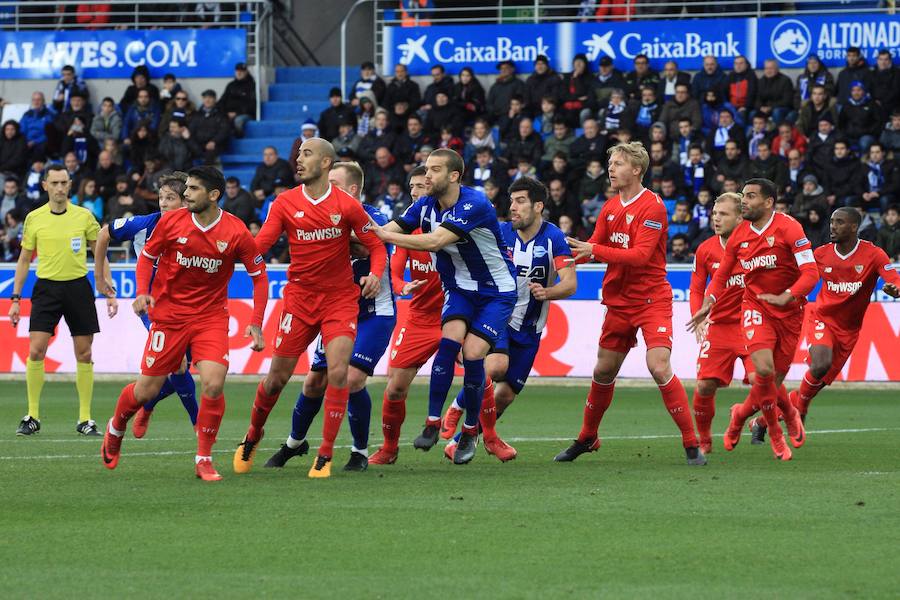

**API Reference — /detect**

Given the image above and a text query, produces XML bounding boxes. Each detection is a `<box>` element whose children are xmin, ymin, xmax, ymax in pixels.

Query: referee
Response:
<box><xmin>8</xmin><ymin>164</ymin><xmax>117</xmax><ymax>436</ymax></box>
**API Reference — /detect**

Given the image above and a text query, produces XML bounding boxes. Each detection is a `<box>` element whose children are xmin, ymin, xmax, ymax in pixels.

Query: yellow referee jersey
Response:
<box><xmin>22</xmin><ymin>203</ymin><xmax>100</xmax><ymax>281</ymax></box>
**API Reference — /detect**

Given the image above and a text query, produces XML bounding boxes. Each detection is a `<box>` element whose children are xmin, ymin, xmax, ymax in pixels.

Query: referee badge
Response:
<box><xmin>216</xmin><ymin>240</ymin><xmax>229</xmax><ymax>253</ymax></box>
<box><xmin>71</xmin><ymin>237</ymin><xmax>82</xmax><ymax>252</ymax></box>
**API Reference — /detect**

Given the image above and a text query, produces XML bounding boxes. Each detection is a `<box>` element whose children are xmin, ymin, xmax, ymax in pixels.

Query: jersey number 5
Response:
<box><xmin>742</xmin><ymin>309</ymin><xmax>763</xmax><ymax>328</ymax></box>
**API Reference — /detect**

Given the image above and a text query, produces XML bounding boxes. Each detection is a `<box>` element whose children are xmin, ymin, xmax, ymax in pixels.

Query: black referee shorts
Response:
<box><xmin>29</xmin><ymin>277</ymin><xmax>100</xmax><ymax>337</ymax></box>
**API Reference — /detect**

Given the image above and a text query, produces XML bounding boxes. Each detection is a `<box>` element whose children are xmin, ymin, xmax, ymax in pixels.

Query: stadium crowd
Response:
<box><xmin>1</xmin><ymin>48</ymin><xmax>899</xmax><ymax>264</ymax></box>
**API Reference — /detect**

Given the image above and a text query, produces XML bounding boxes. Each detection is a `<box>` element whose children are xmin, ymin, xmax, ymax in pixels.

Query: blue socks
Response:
<box><xmin>428</xmin><ymin>338</ymin><xmax>461</xmax><ymax>420</ymax></box>
<box><xmin>144</xmin><ymin>378</ymin><xmax>175</xmax><ymax>412</ymax></box>
<box><xmin>347</xmin><ymin>388</ymin><xmax>372</xmax><ymax>452</ymax></box>
<box><xmin>170</xmin><ymin>370</ymin><xmax>198</xmax><ymax>425</ymax></box>
<box><xmin>462</xmin><ymin>359</ymin><xmax>485</xmax><ymax>428</ymax></box>
<box><xmin>291</xmin><ymin>393</ymin><xmax>323</xmax><ymax>441</ymax></box>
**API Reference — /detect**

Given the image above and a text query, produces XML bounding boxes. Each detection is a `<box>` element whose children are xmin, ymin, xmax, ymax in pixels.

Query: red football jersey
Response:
<box><xmin>812</xmin><ymin>240</ymin><xmax>900</xmax><ymax>332</ymax></box>
<box><xmin>586</xmin><ymin>187</ymin><xmax>671</xmax><ymax>307</ymax></box>
<box><xmin>255</xmin><ymin>183</ymin><xmax>386</xmax><ymax>292</ymax></box>
<box><xmin>708</xmin><ymin>211</ymin><xmax>816</xmax><ymax>319</ymax></box>
<box><xmin>391</xmin><ymin>229</ymin><xmax>443</xmax><ymax>323</ymax></box>
<box><xmin>141</xmin><ymin>208</ymin><xmax>265</xmax><ymax>325</ymax></box>
<box><xmin>690</xmin><ymin>235</ymin><xmax>745</xmax><ymax>324</ymax></box>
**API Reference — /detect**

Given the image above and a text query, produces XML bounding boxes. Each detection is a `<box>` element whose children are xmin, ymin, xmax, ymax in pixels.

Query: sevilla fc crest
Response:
<box><xmin>625</xmin><ymin>214</ymin><xmax>634</xmax><ymax>224</ymax></box>
<box><xmin>746</xmin><ymin>329</ymin><xmax>755</xmax><ymax>340</ymax></box>
<box><xmin>330</xmin><ymin>214</ymin><xmax>341</xmax><ymax>225</ymax></box>
<box><xmin>854</xmin><ymin>264</ymin><xmax>864</xmax><ymax>273</ymax></box>
<box><xmin>216</xmin><ymin>240</ymin><xmax>228</xmax><ymax>253</ymax></box>
<box><xmin>275</xmin><ymin>336</ymin><xmax>283</xmax><ymax>348</ymax></box>
<box><xmin>766</xmin><ymin>236</ymin><xmax>775</xmax><ymax>247</ymax></box>
<box><xmin>145</xmin><ymin>356</ymin><xmax>155</xmax><ymax>368</ymax></box>
<box><xmin>814</xmin><ymin>332</ymin><xmax>824</xmax><ymax>340</ymax></box>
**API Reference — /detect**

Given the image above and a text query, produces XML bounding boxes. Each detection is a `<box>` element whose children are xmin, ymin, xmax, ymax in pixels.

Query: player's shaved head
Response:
<box><xmin>296</xmin><ymin>137</ymin><xmax>337</xmax><ymax>185</ymax></box>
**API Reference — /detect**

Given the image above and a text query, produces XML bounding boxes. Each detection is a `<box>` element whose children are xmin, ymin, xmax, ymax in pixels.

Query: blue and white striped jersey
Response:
<box><xmin>109</xmin><ymin>212</ymin><xmax>162</xmax><ymax>258</ymax></box>
<box><xmin>500</xmin><ymin>220</ymin><xmax>571</xmax><ymax>335</ymax></box>
<box><xmin>394</xmin><ymin>186</ymin><xmax>516</xmax><ymax>297</ymax></box>
<box><xmin>353</xmin><ymin>204</ymin><xmax>394</xmax><ymax>318</ymax></box>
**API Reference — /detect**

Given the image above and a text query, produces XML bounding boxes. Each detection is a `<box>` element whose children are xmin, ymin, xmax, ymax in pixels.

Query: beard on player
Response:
<box><xmin>510</xmin><ymin>198</ymin><xmax>537</xmax><ymax>231</ymax></box>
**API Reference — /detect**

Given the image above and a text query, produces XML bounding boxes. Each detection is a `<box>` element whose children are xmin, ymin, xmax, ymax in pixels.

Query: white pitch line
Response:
<box><xmin>1</xmin><ymin>427</ymin><xmax>897</xmax><ymax>461</ymax></box>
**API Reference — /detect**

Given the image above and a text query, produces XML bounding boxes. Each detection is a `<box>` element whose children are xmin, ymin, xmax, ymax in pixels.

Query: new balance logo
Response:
<box><xmin>177</xmin><ymin>237</ymin><xmax>188</xmax><ymax>244</ymax></box>
<box><xmin>294</xmin><ymin>211</ymin><xmax>304</xmax><ymax>218</ymax></box>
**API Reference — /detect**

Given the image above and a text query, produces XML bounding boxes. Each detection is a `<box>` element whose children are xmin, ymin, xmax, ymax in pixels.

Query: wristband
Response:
<box><xmin>10</xmin><ymin>294</ymin><xmax>20</xmax><ymax>302</ymax></box>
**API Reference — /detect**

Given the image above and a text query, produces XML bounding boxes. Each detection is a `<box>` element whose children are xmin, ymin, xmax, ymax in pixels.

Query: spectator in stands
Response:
<box><xmin>754</xmin><ymin>59</ymin><xmax>795</xmax><ymax>125</ymax></box>
<box><xmin>365</xmin><ymin>147</ymin><xmax>403</xmax><ymax>200</ymax></box>
<box><xmin>223</xmin><ymin>176</ymin><xmax>256</xmax><ymax>225</ymax></box>
<box><xmin>497</xmin><ymin>94</ymin><xmax>526</xmax><ymax>143</ymax></box>
<box><xmin>578</xmin><ymin>0</ymin><xmax>634</xmax><ymax>21</ymax></box>
<box><xmin>158</xmin><ymin>118</ymin><xmax>197</xmax><ymax>171</ymax></box>
<box><xmin>525</xmin><ymin>55</ymin><xmax>561</xmax><ymax>116</ymax></box>
<box><xmin>808</xmin><ymin>115</ymin><xmax>836</xmax><ymax>178</ymax></box>
<box><xmin>251</xmin><ymin>146</ymin><xmax>293</xmax><ymax>202</ymax></box>
<box><xmin>318</xmin><ymin>87</ymin><xmax>356</xmax><ymax>142</ymax></box>
<box><xmin>796</xmin><ymin>84</ymin><xmax>838</xmax><ymax>138</ymax></box>
<box><xmin>530</xmin><ymin>95</ymin><xmax>557</xmax><ymax>139</ymax></box>
<box><xmin>0</xmin><ymin>177</ymin><xmax>29</xmax><ymax>220</ymax></box>
<box><xmin>877</xmin><ymin>204</ymin><xmax>900</xmax><ymax>261</ymax></box>
<box><xmin>389</xmin><ymin>98</ymin><xmax>413</xmax><ymax>134</ymax></box>
<box><xmin>624</xmin><ymin>54</ymin><xmax>658</xmax><ymax>100</ymax></box>
<box><xmin>124</xmin><ymin>121</ymin><xmax>157</xmax><ymax>171</ymax></box>
<box><xmin>795</xmin><ymin>55</ymin><xmax>835</xmax><ymax>107</ymax></box>
<box><xmin>463</xmin><ymin>147</ymin><xmax>506</xmax><ymax>193</ymax></box>
<box><xmin>90</xmin><ymin>97</ymin><xmax>123</xmax><ymax>145</ymax></box>
<box><xmin>359</xmin><ymin>109</ymin><xmax>398</xmax><ymax>162</ymax></box>
<box><xmin>332</xmin><ymin>117</ymin><xmax>362</xmax><ymax>160</ymax></box>
<box><xmin>488</xmin><ymin>60</ymin><xmax>528</xmax><ymax>124</ymax></box>
<box><xmin>657</xmin><ymin>60</ymin><xmax>691</xmax><ymax>104</ymax></box>
<box><xmin>633</xmin><ymin>86</ymin><xmax>661</xmax><ymax>144</ymax></box>
<box><xmin>505</xmin><ymin>117</ymin><xmax>543</xmax><ymax>169</ymax></box>
<box><xmin>824</xmin><ymin>140</ymin><xmax>864</xmax><ymax>207</ymax></box>
<box><xmin>452</xmin><ymin>67</ymin><xmax>486</xmax><ymax>125</ymax></box>
<box><xmin>2</xmin><ymin>209</ymin><xmax>23</xmax><ymax>261</ymax></box>
<box><xmin>559</xmin><ymin>54</ymin><xmax>595</xmax><ymax>128</ymax></box>
<box><xmin>63</xmin><ymin>151</ymin><xmax>89</xmax><ymax>195</ymax></box>
<box><xmin>713</xmin><ymin>140</ymin><xmax>749</xmax><ymax>193</ymax></box>
<box><xmin>791</xmin><ymin>174</ymin><xmax>827</xmax><ymax>223</ymax></box>
<box><xmin>569</xmin><ymin>117</ymin><xmax>605</xmax><ymax>172</ymax></box>
<box><xmin>838</xmin><ymin>82</ymin><xmax>881</xmax><ymax>153</ymax></box>
<box><xmin>861</xmin><ymin>142</ymin><xmax>898</xmax><ymax>214</ymax></box>
<box><xmin>692</xmin><ymin>56</ymin><xmax>727</xmax><ymax>101</ymax></box>
<box><xmin>189</xmin><ymin>90</ymin><xmax>230</xmax><ymax>165</ymax></box>
<box><xmin>880</xmin><ymin>110</ymin><xmax>900</xmax><ymax>155</ymax></box>
<box><xmin>669</xmin><ymin>199</ymin><xmax>697</xmax><ymax>240</ymax></box>
<box><xmin>356</xmin><ymin>92</ymin><xmax>378</xmax><ymax>137</ymax></box>
<box><xmin>464</xmin><ymin>118</ymin><xmax>494</xmax><ymax>163</ymax></box>
<box><xmin>576</xmin><ymin>158</ymin><xmax>607</xmax><ymax>222</ymax></box>
<box><xmin>659</xmin><ymin>176</ymin><xmax>685</xmax><ymax>216</ymax></box>
<box><xmin>673</xmin><ymin>118</ymin><xmax>701</xmax><ymax>166</ymax></box>
<box><xmin>748</xmin><ymin>140</ymin><xmax>787</xmax><ymax>192</ymax></box>
<box><xmin>725</xmin><ymin>55</ymin><xmax>757</xmax><ymax>123</ymax></box>
<box><xmin>289</xmin><ymin>120</ymin><xmax>318</xmax><ymax>173</ymax></box>
<box><xmin>119</xmin><ymin>65</ymin><xmax>160</xmax><ymax>115</ymax></box>
<box><xmin>350</xmin><ymin>61</ymin><xmax>386</xmax><ymax>107</ymax></box>
<box><xmin>784</xmin><ymin>148</ymin><xmax>813</xmax><ymax>201</ymax></box>
<box><xmin>424</xmin><ymin>91</ymin><xmax>463</xmax><ymax>138</ymax></box>
<box><xmin>545</xmin><ymin>177</ymin><xmax>579</xmax><ymax>226</ymax></box>
<box><xmin>484</xmin><ymin>178</ymin><xmax>509</xmax><ymax>221</ymax></box>
<box><xmin>645</xmin><ymin>140</ymin><xmax>680</xmax><ymax>192</ymax></box>
<box><xmin>71</xmin><ymin>177</ymin><xmax>103</xmax><ymax>221</ymax></box>
<box><xmin>60</xmin><ymin>116</ymin><xmax>100</xmax><ymax>171</ymax></box>
<box><xmin>122</xmin><ymin>89</ymin><xmax>161</xmax><ymax>144</ymax></box>
<box><xmin>557</xmin><ymin>213</ymin><xmax>583</xmax><ymax>240</ymax></box>
<box><xmin>132</xmin><ymin>154</ymin><xmax>164</xmax><ymax>208</ymax></box>
<box><xmin>52</xmin><ymin>65</ymin><xmax>90</xmax><ymax>113</ymax></box>
<box><xmin>437</xmin><ymin>125</ymin><xmax>463</xmax><ymax>154</ymax></box>
<box><xmin>836</xmin><ymin>47</ymin><xmax>872</xmax><ymax>106</ymax></box>
<box><xmin>158</xmin><ymin>89</ymin><xmax>195</xmax><ymax>136</ymax></box>
<box><xmin>74</xmin><ymin>4</ymin><xmax>112</xmax><ymax>29</ymax></box>
<box><xmin>667</xmin><ymin>233</ymin><xmax>692</xmax><ymax>263</ymax></box>
<box><xmin>107</xmin><ymin>174</ymin><xmax>144</xmax><ymax>220</ymax></box>
<box><xmin>159</xmin><ymin>73</ymin><xmax>182</xmax><ymax>104</ymax></box>
<box><xmin>600</xmin><ymin>88</ymin><xmax>634</xmax><ymax>136</ymax></box>
<box><xmin>660</xmin><ymin>83</ymin><xmax>701</xmax><ymax>140</ymax></box>
<box><xmin>542</xmin><ymin>118</ymin><xmax>575</xmax><ymax>164</ymax></box>
<box><xmin>746</xmin><ymin>113</ymin><xmax>773</xmax><ymax>160</ymax></box>
<box><xmin>770</xmin><ymin>122</ymin><xmax>807</xmax><ymax>159</ymax></box>
<box><xmin>94</xmin><ymin>150</ymin><xmax>123</xmax><ymax>202</ymax></box>
<box><xmin>706</xmin><ymin>108</ymin><xmax>745</xmax><ymax>163</ymax></box>
<box><xmin>20</xmin><ymin>92</ymin><xmax>55</xmax><ymax>162</ymax></box>
<box><xmin>421</xmin><ymin>65</ymin><xmax>454</xmax><ymax>112</ymax></box>
<box><xmin>218</xmin><ymin>62</ymin><xmax>256</xmax><ymax>137</ymax></box>
<box><xmin>383</xmin><ymin>63</ymin><xmax>421</xmax><ymax>113</ymax></box>
<box><xmin>24</xmin><ymin>160</ymin><xmax>46</xmax><ymax>207</ymax></box>
<box><xmin>805</xmin><ymin>206</ymin><xmax>832</xmax><ymax>248</ymax></box>
<box><xmin>540</xmin><ymin>152</ymin><xmax>575</xmax><ymax>187</ymax></box>
<box><xmin>682</xmin><ymin>145</ymin><xmax>708</xmax><ymax>198</ymax></box>
<box><xmin>395</xmin><ymin>114</ymin><xmax>430</xmax><ymax>169</ymax></box>
<box><xmin>375</xmin><ymin>179</ymin><xmax>412</xmax><ymax>219</ymax></box>
<box><xmin>49</xmin><ymin>90</ymin><xmax>94</xmax><ymax>155</ymax></box>
<box><xmin>594</xmin><ymin>56</ymin><xmax>626</xmax><ymax>106</ymax></box>
<box><xmin>872</xmin><ymin>49</ymin><xmax>900</xmax><ymax>114</ymax></box>
<box><xmin>0</xmin><ymin>121</ymin><xmax>27</xmax><ymax>179</ymax></box>
<box><xmin>693</xmin><ymin>187</ymin><xmax>713</xmax><ymax>229</ymax></box>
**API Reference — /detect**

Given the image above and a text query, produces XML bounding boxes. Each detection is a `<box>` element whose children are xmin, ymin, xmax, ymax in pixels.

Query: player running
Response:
<box><xmin>442</xmin><ymin>177</ymin><xmax>577</xmax><ymax>460</ymax></box>
<box><xmin>93</xmin><ymin>172</ymin><xmax>198</xmax><ymax>438</ymax></box>
<box><xmin>101</xmin><ymin>166</ymin><xmax>268</xmax><ymax>481</ymax></box>
<box><xmin>690</xmin><ymin>178</ymin><xmax>816</xmax><ymax>461</ymax></box>
<box><xmin>369</xmin><ymin>149</ymin><xmax>517</xmax><ymax>465</ymax></box>
<box><xmin>560</xmin><ymin>142</ymin><xmax>705</xmax><ymax>466</ymax></box>
<box><xmin>263</xmin><ymin>161</ymin><xmax>395</xmax><ymax>472</ymax></box>
<box><xmin>233</xmin><ymin>138</ymin><xmax>387</xmax><ymax>479</ymax></box>
<box><xmin>689</xmin><ymin>192</ymin><xmax>753</xmax><ymax>454</ymax></box>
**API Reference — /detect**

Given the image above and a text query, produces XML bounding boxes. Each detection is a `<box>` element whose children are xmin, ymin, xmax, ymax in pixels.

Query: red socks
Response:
<box><xmin>692</xmin><ymin>389</ymin><xmax>716</xmax><ymax>439</ymax></box>
<box><xmin>796</xmin><ymin>371</ymin><xmax>824</xmax><ymax>416</ymax></box>
<box><xmin>660</xmin><ymin>375</ymin><xmax>699</xmax><ymax>448</ymax></box>
<box><xmin>381</xmin><ymin>391</ymin><xmax>406</xmax><ymax>453</ymax></box>
<box><xmin>751</xmin><ymin>373</ymin><xmax>783</xmax><ymax>440</ymax></box>
<box><xmin>578</xmin><ymin>379</ymin><xmax>615</xmax><ymax>442</ymax></box>
<box><xmin>196</xmin><ymin>394</ymin><xmax>225</xmax><ymax>457</ymax></box>
<box><xmin>479</xmin><ymin>378</ymin><xmax>498</xmax><ymax>442</ymax></box>
<box><xmin>111</xmin><ymin>382</ymin><xmax>141</xmax><ymax>432</ymax></box>
<box><xmin>249</xmin><ymin>381</ymin><xmax>280</xmax><ymax>441</ymax></box>
<box><xmin>319</xmin><ymin>385</ymin><xmax>350</xmax><ymax>459</ymax></box>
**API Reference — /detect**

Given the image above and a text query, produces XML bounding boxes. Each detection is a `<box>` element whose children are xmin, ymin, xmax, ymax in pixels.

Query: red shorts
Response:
<box><xmin>141</xmin><ymin>319</ymin><xmax>228</xmax><ymax>376</ymax></box>
<box><xmin>273</xmin><ymin>284</ymin><xmax>359</xmax><ymax>358</ymax></box>
<box><xmin>599</xmin><ymin>301</ymin><xmax>673</xmax><ymax>353</ymax></box>
<box><xmin>740</xmin><ymin>301</ymin><xmax>803</xmax><ymax>375</ymax></box>
<box><xmin>805</xmin><ymin>309</ymin><xmax>860</xmax><ymax>385</ymax></box>
<box><xmin>387</xmin><ymin>315</ymin><xmax>442</xmax><ymax>370</ymax></box>
<box><xmin>697</xmin><ymin>321</ymin><xmax>754</xmax><ymax>387</ymax></box>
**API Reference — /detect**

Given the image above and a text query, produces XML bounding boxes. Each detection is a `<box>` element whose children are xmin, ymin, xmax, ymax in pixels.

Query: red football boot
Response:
<box><xmin>443</xmin><ymin>440</ymin><xmax>456</xmax><ymax>461</ymax></box>
<box><xmin>369</xmin><ymin>447</ymin><xmax>398</xmax><ymax>465</ymax></box>
<box><xmin>132</xmin><ymin>407</ymin><xmax>152</xmax><ymax>439</ymax></box>
<box><xmin>440</xmin><ymin>406</ymin><xmax>463</xmax><ymax>440</ymax></box>
<box><xmin>769</xmin><ymin>430</ymin><xmax>793</xmax><ymax>461</ymax></box>
<box><xmin>484</xmin><ymin>436</ymin><xmax>517</xmax><ymax>462</ymax></box>
<box><xmin>101</xmin><ymin>419</ymin><xmax>123</xmax><ymax>470</ymax></box>
<box><xmin>195</xmin><ymin>458</ymin><xmax>223</xmax><ymax>481</ymax></box>
<box><xmin>723</xmin><ymin>404</ymin><xmax>746</xmax><ymax>451</ymax></box>
<box><xmin>785</xmin><ymin>408</ymin><xmax>806</xmax><ymax>449</ymax></box>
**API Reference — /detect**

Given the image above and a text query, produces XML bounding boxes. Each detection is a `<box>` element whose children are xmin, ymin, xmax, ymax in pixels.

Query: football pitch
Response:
<box><xmin>1</xmin><ymin>379</ymin><xmax>898</xmax><ymax>599</ymax></box>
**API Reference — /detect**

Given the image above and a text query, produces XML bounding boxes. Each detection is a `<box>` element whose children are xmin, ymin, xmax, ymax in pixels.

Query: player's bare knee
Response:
<box><xmin>327</xmin><ymin>365</ymin><xmax>349</xmax><ymax>389</ymax></box>
<box><xmin>696</xmin><ymin>379</ymin><xmax>718</xmax><ymax>397</ymax></box>
<box><xmin>593</xmin><ymin>365</ymin><xmax>616</xmax><ymax>384</ymax></box>
<box><xmin>810</xmin><ymin>363</ymin><xmax>829</xmax><ymax>381</ymax></box>
<box><xmin>28</xmin><ymin>347</ymin><xmax>47</xmax><ymax>361</ymax></box>
<box><xmin>347</xmin><ymin>369</ymin><xmax>368</xmax><ymax>393</ymax></box>
<box><xmin>754</xmin><ymin>364</ymin><xmax>774</xmax><ymax>379</ymax></box>
<box><xmin>265</xmin><ymin>373</ymin><xmax>288</xmax><ymax>396</ymax></box>
<box><xmin>201</xmin><ymin>379</ymin><xmax>224</xmax><ymax>398</ymax></box>
<box><xmin>486</xmin><ymin>364</ymin><xmax>506</xmax><ymax>382</ymax></box>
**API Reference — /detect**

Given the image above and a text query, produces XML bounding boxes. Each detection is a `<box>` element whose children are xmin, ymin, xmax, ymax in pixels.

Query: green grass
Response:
<box><xmin>1</xmin><ymin>380</ymin><xmax>898</xmax><ymax>599</ymax></box>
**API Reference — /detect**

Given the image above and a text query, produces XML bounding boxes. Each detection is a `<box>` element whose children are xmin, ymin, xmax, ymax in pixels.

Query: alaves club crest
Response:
<box><xmin>216</xmin><ymin>240</ymin><xmax>228</xmax><ymax>253</ymax></box>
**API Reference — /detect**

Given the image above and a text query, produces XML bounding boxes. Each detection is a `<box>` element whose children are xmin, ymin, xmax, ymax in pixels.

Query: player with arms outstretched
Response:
<box><xmin>101</xmin><ymin>166</ymin><xmax>268</xmax><ymax>481</ymax></box>
<box><xmin>233</xmin><ymin>138</ymin><xmax>387</xmax><ymax>478</ymax></box>
<box><xmin>561</xmin><ymin>142</ymin><xmax>704</xmax><ymax>466</ymax></box>
<box><xmin>93</xmin><ymin>172</ymin><xmax>198</xmax><ymax>437</ymax></box>
<box><xmin>689</xmin><ymin>192</ymin><xmax>752</xmax><ymax>454</ymax></box>
<box><xmin>690</xmin><ymin>178</ymin><xmax>814</xmax><ymax>461</ymax></box>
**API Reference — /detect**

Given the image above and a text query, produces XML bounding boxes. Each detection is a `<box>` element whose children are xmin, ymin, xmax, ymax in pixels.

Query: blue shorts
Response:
<box><xmin>492</xmin><ymin>327</ymin><xmax>541</xmax><ymax>395</ymax></box>
<box><xmin>442</xmin><ymin>288</ymin><xmax>516</xmax><ymax>350</ymax></box>
<box><xmin>310</xmin><ymin>315</ymin><xmax>396</xmax><ymax>376</ymax></box>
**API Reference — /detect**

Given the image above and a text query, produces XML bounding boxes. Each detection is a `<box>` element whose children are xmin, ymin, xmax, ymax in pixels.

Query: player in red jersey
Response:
<box><xmin>689</xmin><ymin>192</ymin><xmax>754</xmax><ymax>454</ymax></box>
<box><xmin>559</xmin><ymin>142</ymin><xmax>704</xmax><ymax>466</ymax></box>
<box><xmin>690</xmin><ymin>178</ymin><xmax>816</xmax><ymax>461</ymax></box>
<box><xmin>101</xmin><ymin>166</ymin><xmax>268</xmax><ymax>481</ymax></box>
<box><xmin>787</xmin><ymin>207</ymin><xmax>900</xmax><ymax>421</ymax></box>
<box><xmin>233</xmin><ymin>138</ymin><xmax>387</xmax><ymax>479</ymax></box>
